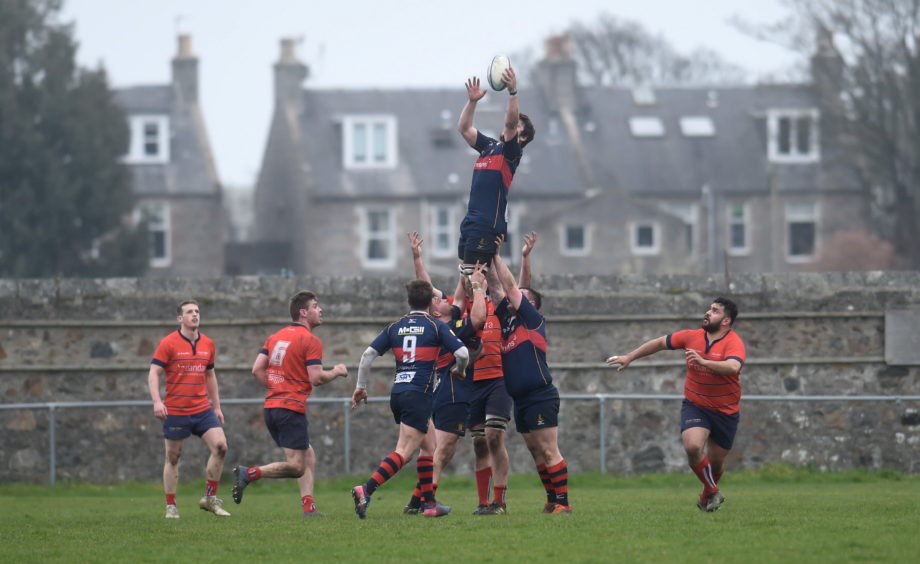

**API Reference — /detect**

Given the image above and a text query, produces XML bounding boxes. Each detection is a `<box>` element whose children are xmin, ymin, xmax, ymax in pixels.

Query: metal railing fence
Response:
<box><xmin>3</xmin><ymin>393</ymin><xmax>920</xmax><ymax>486</ymax></box>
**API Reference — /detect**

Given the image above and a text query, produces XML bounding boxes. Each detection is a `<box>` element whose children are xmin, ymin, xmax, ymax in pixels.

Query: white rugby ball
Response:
<box><xmin>487</xmin><ymin>55</ymin><xmax>511</xmax><ymax>91</ymax></box>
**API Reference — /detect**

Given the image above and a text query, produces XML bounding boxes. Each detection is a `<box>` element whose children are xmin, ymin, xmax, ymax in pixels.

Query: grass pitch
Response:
<box><xmin>1</xmin><ymin>466</ymin><xmax>918</xmax><ymax>563</ymax></box>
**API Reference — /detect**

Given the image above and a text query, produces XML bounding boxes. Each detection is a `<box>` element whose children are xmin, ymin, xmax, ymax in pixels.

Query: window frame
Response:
<box><xmin>360</xmin><ymin>206</ymin><xmax>396</xmax><ymax>268</ymax></box>
<box><xmin>136</xmin><ymin>201</ymin><xmax>171</xmax><ymax>268</ymax></box>
<box><xmin>726</xmin><ymin>201</ymin><xmax>751</xmax><ymax>256</ymax></box>
<box><xmin>343</xmin><ymin>115</ymin><xmax>398</xmax><ymax>169</ymax></box>
<box><xmin>560</xmin><ymin>223</ymin><xmax>591</xmax><ymax>257</ymax></box>
<box><xmin>785</xmin><ymin>200</ymin><xmax>819</xmax><ymax>263</ymax></box>
<box><xmin>125</xmin><ymin>115</ymin><xmax>170</xmax><ymax>164</ymax></box>
<box><xmin>630</xmin><ymin>221</ymin><xmax>660</xmax><ymax>256</ymax></box>
<box><xmin>767</xmin><ymin>108</ymin><xmax>820</xmax><ymax>163</ymax></box>
<box><xmin>429</xmin><ymin>204</ymin><xmax>457</xmax><ymax>258</ymax></box>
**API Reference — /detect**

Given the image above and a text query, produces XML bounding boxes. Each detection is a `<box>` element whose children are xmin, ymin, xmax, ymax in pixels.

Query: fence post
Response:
<box><xmin>343</xmin><ymin>400</ymin><xmax>351</xmax><ymax>475</ymax></box>
<box><xmin>598</xmin><ymin>396</ymin><xmax>606</xmax><ymax>474</ymax></box>
<box><xmin>48</xmin><ymin>404</ymin><xmax>57</xmax><ymax>487</ymax></box>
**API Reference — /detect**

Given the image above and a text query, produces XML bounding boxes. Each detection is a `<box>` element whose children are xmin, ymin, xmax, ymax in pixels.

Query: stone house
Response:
<box><xmin>247</xmin><ymin>36</ymin><xmax>866</xmax><ymax>278</ymax></box>
<box><xmin>114</xmin><ymin>35</ymin><xmax>225</xmax><ymax>277</ymax></box>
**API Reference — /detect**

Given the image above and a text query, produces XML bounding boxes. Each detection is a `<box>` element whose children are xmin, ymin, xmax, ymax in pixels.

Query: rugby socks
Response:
<box><xmin>417</xmin><ymin>456</ymin><xmax>436</xmax><ymax>506</ymax></box>
<box><xmin>475</xmin><ymin>467</ymin><xmax>493</xmax><ymax>506</ymax></box>
<box><xmin>547</xmin><ymin>459</ymin><xmax>570</xmax><ymax>507</ymax></box>
<box><xmin>165</xmin><ymin>493</ymin><xmax>176</xmax><ymax>506</ymax></box>
<box><xmin>537</xmin><ymin>463</ymin><xmax>557</xmax><ymax>503</ymax></box>
<box><xmin>691</xmin><ymin>456</ymin><xmax>719</xmax><ymax>494</ymax></box>
<box><xmin>492</xmin><ymin>484</ymin><xmax>507</xmax><ymax>507</ymax></box>
<box><xmin>246</xmin><ymin>466</ymin><xmax>262</xmax><ymax>482</ymax></box>
<box><xmin>407</xmin><ymin>483</ymin><xmax>422</xmax><ymax>509</ymax></box>
<box><xmin>713</xmin><ymin>470</ymin><xmax>723</xmax><ymax>485</ymax></box>
<box><xmin>366</xmin><ymin>451</ymin><xmax>405</xmax><ymax>496</ymax></box>
<box><xmin>205</xmin><ymin>480</ymin><xmax>219</xmax><ymax>497</ymax></box>
<box><xmin>301</xmin><ymin>495</ymin><xmax>318</xmax><ymax>513</ymax></box>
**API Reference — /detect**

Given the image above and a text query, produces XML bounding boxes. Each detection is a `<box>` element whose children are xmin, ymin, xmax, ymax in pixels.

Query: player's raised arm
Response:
<box><xmin>501</xmin><ymin>67</ymin><xmax>520</xmax><ymax>143</ymax></box>
<box><xmin>606</xmin><ymin>336</ymin><xmax>668</xmax><ymax>371</ymax></box>
<box><xmin>458</xmin><ymin>76</ymin><xmax>486</xmax><ymax>148</ymax></box>
<box><xmin>519</xmin><ymin>231</ymin><xmax>537</xmax><ymax>288</ymax></box>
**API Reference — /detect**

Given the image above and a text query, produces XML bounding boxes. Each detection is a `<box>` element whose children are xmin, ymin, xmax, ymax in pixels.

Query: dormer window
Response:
<box><xmin>343</xmin><ymin>115</ymin><xmax>398</xmax><ymax>169</ymax></box>
<box><xmin>126</xmin><ymin>115</ymin><xmax>170</xmax><ymax>164</ymax></box>
<box><xmin>768</xmin><ymin>109</ymin><xmax>820</xmax><ymax>163</ymax></box>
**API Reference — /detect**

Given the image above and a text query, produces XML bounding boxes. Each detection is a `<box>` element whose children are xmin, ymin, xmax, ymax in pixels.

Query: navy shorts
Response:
<box><xmin>680</xmin><ymin>399</ymin><xmax>740</xmax><ymax>450</ymax></box>
<box><xmin>468</xmin><ymin>378</ymin><xmax>513</xmax><ymax>429</ymax></box>
<box><xmin>390</xmin><ymin>390</ymin><xmax>433</xmax><ymax>433</ymax></box>
<box><xmin>162</xmin><ymin>407</ymin><xmax>221</xmax><ymax>440</ymax></box>
<box><xmin>513</xmin><ymin>386</ymin><xmax>560</xmax><ymax>433</ymax></box>
<box><xmin>433</xmin><ymin>402</ymin><xmax>471</xmax><ymax>436</ymax></box>
<box><xmin>264</xmin><ymin>407</ymin><xmax>310</xmax><ymax>450</ymax></box>
<box><xmin>458</xmin><ymin>218</ymin><xmax>502</xmax><ymax>265</ymax></box>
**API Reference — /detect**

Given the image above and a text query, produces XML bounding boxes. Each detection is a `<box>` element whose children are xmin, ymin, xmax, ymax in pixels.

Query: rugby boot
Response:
<box><xmin>198</xmin><ymin>495</ymin><xmax>231</xmax><ymax>516</ymax></box>
<box><xmin>422</xmin><ymin>501</ymin><xmax>452</xmax><ymax>517</ymax></box>
<box><xmin>351</xmin><ymin>485</ymin><xmax>371</xmax><ymax>519</ymax></box>
<box><xmin>548</xmin><ymin>504</ymin><xmax>573</xmax><ymax>514</ymax></box>
<box><xmin>164</xmin><ymin>504</ymin><xmax>180</xmax><ymax>519</ymax></box>
<box><xmin>232</xmin><ymin>465</ymin><xmax>249</xmax><ymax>504</ymax></box>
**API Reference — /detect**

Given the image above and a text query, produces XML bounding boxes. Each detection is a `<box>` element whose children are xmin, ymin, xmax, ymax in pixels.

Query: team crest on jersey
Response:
<box><xmin>536</xmin><ymin>414</ymin><xmax>545</xmax><ymax>426</ymax></box>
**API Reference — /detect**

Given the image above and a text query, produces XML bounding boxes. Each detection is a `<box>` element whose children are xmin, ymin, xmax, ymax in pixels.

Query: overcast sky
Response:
<box><xmin>60</xmin><ymin>0</ymin><xmax>799</xmax><ymax>188</ymax></box>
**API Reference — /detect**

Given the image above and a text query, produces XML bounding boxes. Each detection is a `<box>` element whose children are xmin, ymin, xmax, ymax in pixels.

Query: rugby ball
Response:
<box><xmin>487</xmin><ymin>55</ymin><xmax>511</xmax><ymax>91</ymax></box>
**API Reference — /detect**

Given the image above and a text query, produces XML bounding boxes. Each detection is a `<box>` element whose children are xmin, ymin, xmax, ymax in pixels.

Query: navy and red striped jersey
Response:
<box><xmin>494</xmin><ymin>297</ymin><xmax>552</xmax><ymax>399</ymax></box>
<box><xmin>433</xmin><ymin>306</ymin><xmax>479</xmax><ymax>410</ymax></box>
<box><xmin>667</xmin><ymin>329</ymin><xmax>746</xmax><ymax>415</ymax></box>
<box><xmin>463</xmin><ymin>131</ymin><xmax>522</xmax><ymax>233</ymax></box>
<box><xmin>259</xmin><ymin>323</ymin><xmax>324</xmax><ymax>414</ymax></box>
<box><xmin>151</xmin><ymin>330</ymin><xmax>216</xmax><ymax>416</ymax></box>
<box><xmin>370</xmin><ymin>312</ymin><xmax>465</xmax><ymax>394</ymax></box>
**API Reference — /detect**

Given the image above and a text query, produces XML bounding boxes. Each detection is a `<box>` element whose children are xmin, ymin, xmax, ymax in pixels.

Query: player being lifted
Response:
<box><xmin>456</xmin><ymin>64</ymin><xmax>535</xmax><ymax>275</ymax></box>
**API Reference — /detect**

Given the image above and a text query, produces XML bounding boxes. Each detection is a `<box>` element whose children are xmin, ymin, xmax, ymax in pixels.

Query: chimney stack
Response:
<box><xmin>275</xmin><ymin>38</ymin><xmax>309</xmax><ymax>111</ymax></box>
<box><xmin>535</xmin><ymin>34</ymin><xmax>579</xmax><ymax>112</ymax></box>
<box><xmin>172</xmin><ymin>34</ymin><xmax>198</xmax><ymax>103</ymax></box>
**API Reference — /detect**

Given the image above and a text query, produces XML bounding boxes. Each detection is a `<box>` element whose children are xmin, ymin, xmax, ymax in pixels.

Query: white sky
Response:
<box><xmin>60</xmin><ymin>0</ymin><xmax>799</xmax><ymax>187</ymax></box>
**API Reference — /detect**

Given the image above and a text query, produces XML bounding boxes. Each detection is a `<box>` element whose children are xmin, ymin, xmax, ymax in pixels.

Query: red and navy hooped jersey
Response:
<box><xmin>370</xmin><ymin>312</ymin><xmax>465</xmax><ymax>395</ymax></box>
<box><xmin>259</xmin><ymin>323</ymin><xmax>324</xmax><ymax>414</ymax></box>
<box><xmin>151</xmin><ymin>330</ymin><xmax>216</xmax><ymax>416</ymax></box>
<box><xmin>667</xmin><ymin>329</ymin><xmax>746</xmax><ymax>415</ymax></box>
<box><xmin>463</xmin><ymin>131</ymin><xmax>522</xmax><ymax>233</ymax></box>
<box><xmin>494</xmin><ymin>297</ymin><xmax>552</xmax><ymax>399</ymax></box>
<box><xmin>433</xmin><ymin>307</ymin><xmax>479</xmax><ymax>410</ymax></box>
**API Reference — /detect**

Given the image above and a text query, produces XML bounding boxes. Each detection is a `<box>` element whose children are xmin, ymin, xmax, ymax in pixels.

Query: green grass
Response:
<box><xmin>1</xmin><ymin>467</ymin><xmax>918</xmax><ymax>563</ymax></box>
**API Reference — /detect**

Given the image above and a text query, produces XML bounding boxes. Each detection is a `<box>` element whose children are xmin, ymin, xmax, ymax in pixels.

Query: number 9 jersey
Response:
<box><xmin>369</xmin><ymin>312</ymin><xmax>465</xmax><ymax>395</ymax></box>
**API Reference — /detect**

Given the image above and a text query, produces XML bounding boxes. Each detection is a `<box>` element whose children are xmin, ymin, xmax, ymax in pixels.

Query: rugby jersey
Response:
<box><xmin>370</xmin><ymin>312</ymin><xmax>464</xmax><ymax>395</ymax></box>
<box><xmin>463</xmin><ymin>131</ymin><xmax>522</xmax><ymax>232</ymax></box>
<box><xmin>260</xmin><ymin>323</ymin><xmax>323</xmax><ymax>414</ymax></box>
<box><xmin>472</xmin><ymin>300</ymin><xmax>504</xmax><ymax>382</ymax></box>
<box><xmin>433</xmin><ymin>307</ymin><xmax>479</xmax><ymax>410</ymax></box>
<box><xmin>494</xmin><ymin>296</ymin><xmax>553</xmax><ymax>400</ymax></box>
<box><xmin>667</xmin><ymin>328</ymin><xmax>746</xmax><ymax>415</ymax></box>
<box><xmin>151</xmin><ymin>330</ymin><xmax>216</xmax><ymax>416</ymax></box>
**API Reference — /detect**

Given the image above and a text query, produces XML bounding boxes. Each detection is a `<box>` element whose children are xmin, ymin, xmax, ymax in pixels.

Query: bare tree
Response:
<box><xmin>747</xmin><ymin>0</ymin><xmax>920</xmax><ymax>268</ymax></box>
<box><xmin>564</xmin><ymin>13</ymin><xmax>749</xmax><ymax>87</ymax></box>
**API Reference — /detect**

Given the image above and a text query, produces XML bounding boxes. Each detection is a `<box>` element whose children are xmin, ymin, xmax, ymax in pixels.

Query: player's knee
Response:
<box><xmin>213</xmin><ymin>441</ymin><xmax>228</xmax><ymax>459</ymax></box>
<box><xmin>166</xmin><ymin>451</ymin><xmax>181</xmax><ymax>466</ymax></box>
<box><xmin>484</xmin><ymin>416</ymin><xmax>509</xmax><ymax>434</ymax></box>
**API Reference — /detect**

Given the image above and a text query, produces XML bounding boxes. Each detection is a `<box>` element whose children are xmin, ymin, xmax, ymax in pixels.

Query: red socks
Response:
<box><xmin>165</xmin><ymin>493</ymin><xmax>176</xmax><ymax>506</ymax></box>
<box><xmin>475</xmin><ymin>467</ymin><xmax>492</xmax><ymax>506</ymax></box>
<box><xmin>205</xmin><ymin>480</ymin><xmax>218</xmax><ymax>497</ymax></box>
<box><xmin>691</xmin><ymin>457</ymin><xmax>719</xmax><ymax>493</ymax></box>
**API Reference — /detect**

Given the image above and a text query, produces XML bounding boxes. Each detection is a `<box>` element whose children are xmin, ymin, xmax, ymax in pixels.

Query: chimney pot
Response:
<box><xmin>177</xmin><ymin>34</ymin><xmax>193</xmax><ymax>58</ymax></box>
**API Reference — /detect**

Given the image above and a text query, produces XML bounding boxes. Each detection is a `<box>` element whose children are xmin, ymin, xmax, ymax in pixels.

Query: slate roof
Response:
<box><xmin>296</xmin><ymin>82</ymin><xmax>857</xmax><ymax>203</ymax></box>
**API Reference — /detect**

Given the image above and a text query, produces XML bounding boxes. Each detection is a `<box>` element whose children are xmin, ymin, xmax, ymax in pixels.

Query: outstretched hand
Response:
<box><xmin>522</xmin><ymin>231</ymin><xmax>538</xmax><ymax>257</ymax></box>
<box><xmin>351</xmin><ymin>388</ymin><xmax>368</xmax><ymax>409</ymax></box>
<box><xmin>605</xmin><ymin>354</ymin><xmax>632</xmax><ymax>371</ymax></box>
<box><xmin>465</xmin><ymin>77</ymin><xmax>487</xmax><ymax>102</ymax></box>
<box><xmin>407</xmin><ymin>231</ymin><xmax>423</xmax><ymax>259</ymax></box>
<box><xmin>494</xmin><ymin>234</ymin><xmax>505</xmax><ymax>256</ymax></box>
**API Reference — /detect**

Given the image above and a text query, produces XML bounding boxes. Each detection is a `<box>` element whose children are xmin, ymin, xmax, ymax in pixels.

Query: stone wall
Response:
<box><xmin>1</xmin><ymin>271</ymin><xmax>919</xmax><ymax>484</ymax></box>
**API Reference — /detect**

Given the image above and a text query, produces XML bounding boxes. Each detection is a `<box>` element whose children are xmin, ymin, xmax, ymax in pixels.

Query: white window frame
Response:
<box><xmin>343</xmin><ymin>115</ymin><xmax>398</xmax><ymax>169</ymax></box>
<box><xmin>786</xmin><ymin>200</ymin><xmax>819</xmax><ymax>263</ymax></box>
<box><xmin>360</xmin><ymin>207</ymin><xmax>396</xmax><ymax>268</ymax></box>
<box><xmin>726</xmin><ymin>202</ymin><xmax>751</xmax><ymax>256</ymax></box>
<box><xmin>429</xmin><ymin>204</ymin><xmax>457</xmax><ymax>258</ymax></box>
<box><xmin>663</xmin><ymin>202</ymin><xmax>698</xmax><ymax>255</ymax></box>
<box><xmin>136</xmin><ymin>202</ymin><xmax>171</xmax><ymax>268</ymax></box>
<box><xmin>560</xmin><ymin>223</ymin><xmax>591</xmax><ymax>257</ymax></box>
<box><xmin>125</xmin><ymin>115</ymin><xmax>170</xmax><ymax>164</ymax></box>
<box><xmin>630</xmin><ymin>221</ymin><xmax>660</xmax><ymax>256</ymax></box>
<box><xmin>767</xmin><ymin>108</ymin><xmax>820</xmax><ymax>163</ymax></box>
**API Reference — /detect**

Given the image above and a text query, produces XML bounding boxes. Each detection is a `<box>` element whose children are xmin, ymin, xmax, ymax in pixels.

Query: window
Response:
<box><xmin>768</xmin><ymin>109</ymin><xmax>820</xmax><ymax>163</ymax></box>
<box><xmin>726</xmin><ymin>202</ymin><xmax>750</xmax><ymax>255</ymax></box>
<box><xmin>561</xmin><ymin>224</ymin><xmax>590</xmax><ymax>256</ymax></box>
<box><xmin>628</xmin><ymin>117</ymin><xmax>665</xmax><ymax>138</ymax></box>
<box><xmin>679</xmin><ymin>116</ymin><xmax>715</xmax><ymax>137</ymax></box>
<box><xmin>126</xmin><ymin>115</ymin><xmax>170</xmax><ymax>164</ymax></box>
<box><xmin>362</xmin><ymin>208</ymin><xmax>395</xmax><ymax>268</ymax></box>
<box><xmin>499</xmin><ymin>204</ymin><xmax>521</xmax><ymax>265</ymax></box>
<box><xmin>343</xmin><ymin>115</ymin><xmax>398</xmax><ymax>169</ymax></box>
<box><xmin>137</xmin><ymin>202</ymin><xmax>170</xmax><ymax>267</ymax></box>
<box><xmin>786</xmin><ymin>201</ymin><xmax>818</xmax><ymax>262</ymax></box>
<box><xmin>630</xmin><ymin>222</ymin><xmax>660</xmax><ymax>255</ymax></box>
<box><xmin>429</xmin><ymin>205</ymin><xmax>456</xmax><ymax>258</ymax></box>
